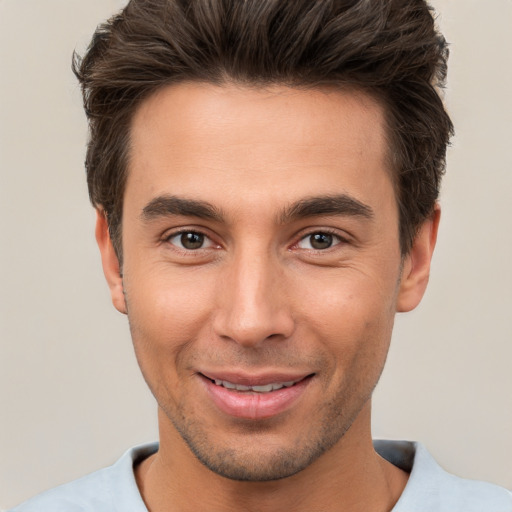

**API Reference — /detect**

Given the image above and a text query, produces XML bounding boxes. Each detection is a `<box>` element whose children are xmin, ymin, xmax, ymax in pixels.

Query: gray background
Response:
<box><xmin>1</xmin><ymin>0</ymin><xmax>511</xmax><ymax>508</ymax></box>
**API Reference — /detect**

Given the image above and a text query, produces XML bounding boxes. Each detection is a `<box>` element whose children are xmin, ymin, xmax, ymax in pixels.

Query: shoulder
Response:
<box><xmin>8</xmin><ymin>466</ymin><xmax>113</xmax><ymax>512</ymax></box>
<box><xmin>375</xmin><ymin>440</ymin><xmax>512</xmax><ymax>512</ymax></box>
<box><xmin>8</xmin><ymin>443</ymin><xmax>158</xmax><ymax>512</ymax></box>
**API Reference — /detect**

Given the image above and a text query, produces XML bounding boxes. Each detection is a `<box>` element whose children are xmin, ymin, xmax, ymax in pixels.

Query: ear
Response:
<box><xmin>95</xmin><ymin>209</ymin><xmax>127</xmax><ymax>314</ymax></box>
<box><xmin>396</xmin><ymin>204</ymin><xmax>441</xmax><ymax>312</ymax></box>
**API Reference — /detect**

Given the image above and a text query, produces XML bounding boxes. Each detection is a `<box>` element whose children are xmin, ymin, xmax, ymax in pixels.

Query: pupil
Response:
<box><xmin>181</xmin><ymin>232</ymin><xmax>204</xmax><ymax>250</ymax></box>
<box><xmin>311</xmin><ymin>233</ymin><xmax>333</xmax><ymax>250</ymax></box>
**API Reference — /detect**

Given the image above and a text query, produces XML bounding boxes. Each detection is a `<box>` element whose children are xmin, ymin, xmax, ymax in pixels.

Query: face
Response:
<box><xmin>97</xmin><ymin>83</ymin><xmax>437</xmax><ymax>481</ymax></box>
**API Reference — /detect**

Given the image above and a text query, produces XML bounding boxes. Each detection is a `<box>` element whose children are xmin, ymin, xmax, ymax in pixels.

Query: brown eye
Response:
<box><xmin>168</xmin><ymin>231</ymin><xmax>212</xmax><ymax>250</ymax></box>
<box><xmin>181</xmin><ymin>232</ymin><xmax>204</xmax><ymax>249</ymax></box>
<box><xmin>310</xmin><ymin>233</ymin><xmax>333</xmax><ymax>249</ymax></box>
<box><xmin>298</xmin><ymin>232</ymin><xmax>340</xmax><ymax>250</ymax></box>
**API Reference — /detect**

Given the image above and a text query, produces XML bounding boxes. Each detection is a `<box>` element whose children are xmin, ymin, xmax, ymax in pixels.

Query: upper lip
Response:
<box><xmin>199</xmin><ymin>370</ymin><xmax>314</xmax><ymax>387</ymax></box>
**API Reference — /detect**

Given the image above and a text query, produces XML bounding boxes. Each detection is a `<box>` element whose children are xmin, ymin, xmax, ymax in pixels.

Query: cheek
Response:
<box><xmin>293</xmin><ymin>267</ymin><xmax>398</xmax><ymax>361</ymax></box>
<box><xmin>123</xmin><ymin>267</ymin><xmax>216</xmax><ymax>376</ymax></box>
<box><xmin>304</xmin><ymin>288</ymin><xmax>395</xmax><ymax>411</ymax></box>
<box><xmin>296</xmin><ymin>265</ymin><xmax>397</xmax><ymax>320</ymax></box>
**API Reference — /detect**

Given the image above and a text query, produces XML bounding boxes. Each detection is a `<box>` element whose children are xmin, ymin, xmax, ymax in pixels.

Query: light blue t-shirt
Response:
<box><xmin>9</xmin><ymin>440</ymin><xmax>512</xmax><ymax>511</ymax></box>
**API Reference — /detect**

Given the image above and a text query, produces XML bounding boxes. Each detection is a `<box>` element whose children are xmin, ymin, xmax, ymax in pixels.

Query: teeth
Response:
<box><xmin>213</xmin><ymin>378</ymin><xmax>298</xmax><ymax>392</ymax></box>
<box><xmin>251</xmin><ymin>384</ymin><xmax>274</xmax><ymax>393</ymax></box>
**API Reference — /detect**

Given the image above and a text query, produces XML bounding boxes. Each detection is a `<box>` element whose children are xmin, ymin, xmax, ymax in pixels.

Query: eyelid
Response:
<box><xmin>292</xmin><ymin>228</ymin><xmax>349</xmax><ymax>251</ymax></box>
<box><xmin>163</xmin><ymin>227</ymin><xmax>220</xmax><ymax>251</ymax></box>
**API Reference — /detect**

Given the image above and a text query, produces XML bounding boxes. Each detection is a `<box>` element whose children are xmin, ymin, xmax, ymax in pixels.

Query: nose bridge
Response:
<box><xmin>214</xmin><ymin>243</ymin><xmax>294</xmax><ymax>346</ymax></box>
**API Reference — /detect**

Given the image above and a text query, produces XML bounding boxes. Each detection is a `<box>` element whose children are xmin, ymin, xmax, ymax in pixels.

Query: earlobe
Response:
<box><xmin>396</xmin><ymin>204</ymin><xmax>441</xmax><ymax>313</ymax></box>
<box><xmin>95</xmin><ymin>209</ymin><xmax>127</xmax><ymax>314</ymax></box>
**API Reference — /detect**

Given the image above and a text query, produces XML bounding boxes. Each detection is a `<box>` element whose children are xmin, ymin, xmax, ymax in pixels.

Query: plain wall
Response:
<box><xmin>0</xmin><ymin>0</ymin><xmax>511</xmax><ymax>508</ymax></box>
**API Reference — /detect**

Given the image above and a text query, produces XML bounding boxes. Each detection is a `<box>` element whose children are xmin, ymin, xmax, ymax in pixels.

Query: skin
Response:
<box><xmin>96</xmin><ymin>83</ymin><xmax>439</xmax><ymax>511</ymax></box>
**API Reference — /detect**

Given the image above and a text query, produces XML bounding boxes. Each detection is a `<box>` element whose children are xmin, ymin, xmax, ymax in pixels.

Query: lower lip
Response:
<box><xmin>201</xmin><ymin>376</ymin><xmax>312</xmax><ymax>420</ymax></box>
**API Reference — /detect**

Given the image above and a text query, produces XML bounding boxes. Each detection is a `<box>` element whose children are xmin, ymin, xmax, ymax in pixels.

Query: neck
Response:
<box><xmin>135</xmin><ymin>403</ymin><xmax>408</xmax><ymax>512</ymax></box>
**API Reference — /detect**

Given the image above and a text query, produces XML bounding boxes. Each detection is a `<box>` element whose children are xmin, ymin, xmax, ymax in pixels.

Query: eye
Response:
<box><xmin>167</xmin><ymin>231</ymin><xmax>214</xmax><ymax>250</ymax></box>
<box><xmin>297</xmin><ymin>232</ymin><xmax>341</xmax><ymax>250</ymax></box>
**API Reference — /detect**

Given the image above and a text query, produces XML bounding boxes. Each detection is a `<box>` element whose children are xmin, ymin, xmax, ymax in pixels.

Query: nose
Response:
<box><xmin>212</xmin><ymin>248</ymin><xmax>295</xmax><ymax>347</ymax></box>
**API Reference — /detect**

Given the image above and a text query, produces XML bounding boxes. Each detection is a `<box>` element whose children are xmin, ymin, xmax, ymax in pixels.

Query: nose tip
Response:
<box><xmin>212</xmin><ymin>257</ymin><xmax>295</xmax><ymax>347</ymax></box>
<box><xmin>217</xmin><ymin>303</ymin><xmax>294</xmax><ymax>347</ymax></box>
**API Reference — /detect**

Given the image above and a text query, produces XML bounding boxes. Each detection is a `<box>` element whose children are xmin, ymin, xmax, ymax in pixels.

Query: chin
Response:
<box><xmin>167</xmin><ymin>407</ymin><xmax>354</xmax><ymax>482</ymax></box>
<box><xmin>187</xmin><ymin>442</ymin><xmax>326</xmax><ymax>482</ymax></box>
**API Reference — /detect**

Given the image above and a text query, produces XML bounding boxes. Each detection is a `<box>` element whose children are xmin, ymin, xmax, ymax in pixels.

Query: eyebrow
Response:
<box><xmin>279</xmin><ymin>194</ymin><xmax>374</xmax><ymax>223</ymax></box>
<box><xmin>140</xmin><ymin>193</ymin><xmax>374</xmax><ymax>224</ymax></box>
<box><xmin>141</xmin><ymin>195</ymin><xmax>224</xmax><ymax>222</ymax></box>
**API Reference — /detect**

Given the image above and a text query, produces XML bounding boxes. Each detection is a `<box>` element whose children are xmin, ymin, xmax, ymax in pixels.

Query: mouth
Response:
<box><xmin>199</xmin><ymin>372</ymin><xmax>314</xmax><ymax>419</ymax></box>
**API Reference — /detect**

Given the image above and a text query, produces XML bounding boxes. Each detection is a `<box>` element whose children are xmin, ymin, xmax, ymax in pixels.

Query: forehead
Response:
<box><xmin>126</xmin><ymin>82</ymin><xmax>394</xmax><ymax>217</ymax></box>
<box><xmin>130</xmin><ymin>82</ymin><xmax>388</xmax><ymax>159</ymax></box>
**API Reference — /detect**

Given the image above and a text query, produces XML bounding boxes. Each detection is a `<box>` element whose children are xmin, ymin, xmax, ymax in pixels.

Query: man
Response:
<box><xmin>10</xmin><ymin>0</ymin><xmax>511</xmax><ymax>510</ymax></box>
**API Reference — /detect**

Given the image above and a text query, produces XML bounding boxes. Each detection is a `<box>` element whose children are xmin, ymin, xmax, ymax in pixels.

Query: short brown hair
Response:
<box><xmin>74</xmin><ymin>0</ymin><xmax>454</xmax><ymax>260</ymax></box>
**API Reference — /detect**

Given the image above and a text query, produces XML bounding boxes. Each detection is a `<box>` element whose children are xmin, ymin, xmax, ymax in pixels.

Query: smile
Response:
<box><xmin>199</xmin><ymin>372</ymin><xmax>314</xmax><ymax>419</ymax></box>
<box><xmin>212</xmin><ymin>378</ymin><xmax>299</xmax><ymax>393</ymax></box>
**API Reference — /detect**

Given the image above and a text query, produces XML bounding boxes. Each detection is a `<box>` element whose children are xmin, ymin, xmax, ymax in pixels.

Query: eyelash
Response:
<box><xmin>164</xmin><ymin>229</ymin><xmax>217</xmax><ymax>252</ymax></box>
<box><xmin>294</xmin><ymin>229</ymin><xmax>348</xmax><ymax>252</ymax></box>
